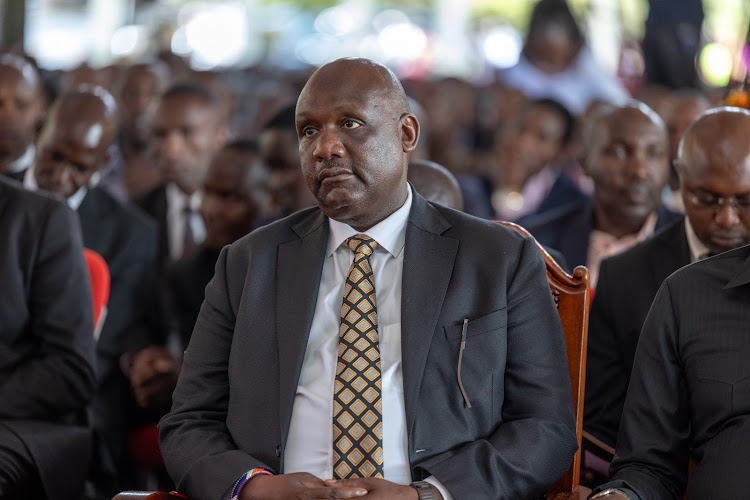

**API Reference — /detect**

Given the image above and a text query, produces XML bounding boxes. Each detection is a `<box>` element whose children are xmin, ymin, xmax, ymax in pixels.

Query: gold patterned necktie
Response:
<box><xmin>332</xmin><ymin>234</ymin><xmax>384</xmax><ymax>479</ymax></box>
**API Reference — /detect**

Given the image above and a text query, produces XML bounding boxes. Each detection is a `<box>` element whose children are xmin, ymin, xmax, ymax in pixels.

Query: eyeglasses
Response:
<box><xmin>687</xmin><ymin>192</ymin><xmax>750</xmax><ymax>217</ymax></box>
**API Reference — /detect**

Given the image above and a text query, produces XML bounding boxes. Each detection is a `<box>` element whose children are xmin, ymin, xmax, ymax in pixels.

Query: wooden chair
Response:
<box><xmin>114</xmin><ymin>222</ymin><xmax>591</xmax><ymax>500</ymax></box>
<box><xmin>495</xmin><ymin>221</ymin><xmax>591</xmax><ymax>500</ymax></box>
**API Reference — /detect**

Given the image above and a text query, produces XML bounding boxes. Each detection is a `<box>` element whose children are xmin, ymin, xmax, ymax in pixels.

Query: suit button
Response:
<box><xmin>276</xmin><ymin>445</ymin><xmax>281</xmax><ymax>457</ymax></box>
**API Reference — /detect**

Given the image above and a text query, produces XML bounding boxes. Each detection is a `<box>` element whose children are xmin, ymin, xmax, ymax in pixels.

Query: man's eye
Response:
<box><xmin>342</xmin><ymin>120</ymin><xmax>361</xmax><ymax>129</ymax></box>
<box><xmin>302</xmin><ymin>127</ymin><xmax>316</xmax><ymax>137</ymax></box>
<box><xmin>610</xmin><ymin>145</ymin><xmax>627</xmax><ymax>159</ymax></box>
<box><xmin>696</xmin><ymin>195</ymin><xmax>719</xmax><ymax>206</ymax></box>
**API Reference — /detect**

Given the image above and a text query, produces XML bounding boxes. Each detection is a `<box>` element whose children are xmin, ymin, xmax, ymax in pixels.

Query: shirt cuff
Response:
<box><xmin>424</xmin><ymin>475</ymin><xmax>454</xmax><ymax>500</ymax></box>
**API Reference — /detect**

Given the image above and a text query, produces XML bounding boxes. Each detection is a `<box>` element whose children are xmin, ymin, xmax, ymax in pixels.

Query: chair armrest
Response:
<box><xmin>112</xmin><ymin>492</ymin><xmax>186</xmax><ymax>500</ymax></box>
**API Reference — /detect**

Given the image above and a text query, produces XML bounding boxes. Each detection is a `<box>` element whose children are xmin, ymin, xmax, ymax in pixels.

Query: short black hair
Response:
<box><xmin>526</xmin><ymin>0</ymin><xmax>584</xmax><ymax>49</ymax></box>
<box><xmin>161</xmin><ymin>81</ymin><xmax>218</xmax><ymax>107</ymax></box>
<box><xmin>530</xmin><ymin>98</ymin><xmax>576</xmax><ymax>145</ymax></box>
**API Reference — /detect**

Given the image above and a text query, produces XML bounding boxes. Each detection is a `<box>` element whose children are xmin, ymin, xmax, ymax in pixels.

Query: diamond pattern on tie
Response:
<box><xmin>333</xmin><ymin>234</ymin><xmax>384</xmax><ymax>479</ymax></box>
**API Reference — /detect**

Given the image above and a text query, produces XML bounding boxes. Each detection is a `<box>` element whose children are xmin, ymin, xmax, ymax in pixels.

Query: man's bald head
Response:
<box><xmin>295</xmin><ymin>57</ymin><xmax>419</xmax><ymax>231</ymax></box>
<box><xmin>49</xmin><ymin>85</ymin><xmax>119</xmax><ymax>148</ymax></box>
<box><xmin>677</xmin><ymin>107</ymin><xmax>750</xmax><ymax>254</ymax></box>
<box><xmin>408</xmin><ymin>159</ymin><xmax>463</xmax><ymax>211</ymax></box>
<box><xmin>34</xmin><ymin>85</ymin><xmax>119</xmax><ymax>199</ymax></box>
<box><xmin>583</xmin><ymin>101</ymin><xmax>669</xmax><ymax>237</ymax></box>
<box><xmin>298</xmin><ymin>58</ymin><xmax>411</xmax><ymax>118</ymax></box>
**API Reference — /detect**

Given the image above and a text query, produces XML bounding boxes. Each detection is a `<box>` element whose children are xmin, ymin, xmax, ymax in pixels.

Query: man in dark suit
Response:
<box><xmin>131</xmin><ymin>138</ymin><xmax>272</xmax><ymax>410</ymax></box>
<box><xmin>0</xmin><ymin>54</ymin><xmax>46</xmax><ymax>182</ymax></box>
<box><xmin>159</xmin><ymin>58</ymin><xmax>577</xmax><ymax>500</ymax></box>
<box><xmin>136</xmin><ymin>82</ymin><xmax>229</xmax><ymax>264</ymax></box>
<box><xmin>519</xmin><ymin>102</ymin><xmax>681</xmax><ymax>286</ymax></box>
<box><xmin>589</xmin><ymin>242</ymin><xmax>750</xmax><ymax>499</ymax></box>
<box><xmin>0</xmin><ymin>176</ymin><xmax>96</xmax><ymax>500</ymax></box>
<box><xmin>584</xmin><ymin>107</ymin><xmax>750</xmax><ymax>451</ymax></box>
<box><xmin>30</xmin><ymin>85</ymin><xmax>164</xmax><ymax>496</ymax></box>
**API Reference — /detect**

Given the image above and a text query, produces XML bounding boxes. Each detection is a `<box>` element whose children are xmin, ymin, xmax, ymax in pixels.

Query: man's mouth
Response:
<box><xmin>318</xmin><ymin>166</ymin><xmax>353</xmax><ymax>183</ymax></box>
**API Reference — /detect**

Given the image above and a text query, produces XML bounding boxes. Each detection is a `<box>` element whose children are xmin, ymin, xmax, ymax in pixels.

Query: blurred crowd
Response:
<box><xmin>2</xmin><ymin>0</ymin><xmax>749</xmax><ymax>498</ymax></box>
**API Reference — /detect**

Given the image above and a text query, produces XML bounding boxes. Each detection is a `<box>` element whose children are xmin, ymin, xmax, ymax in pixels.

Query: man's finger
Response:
<box><xmin>310</xmin><ymin>485</ymin><xmax>368</xmax><ymax>498</ymax></box>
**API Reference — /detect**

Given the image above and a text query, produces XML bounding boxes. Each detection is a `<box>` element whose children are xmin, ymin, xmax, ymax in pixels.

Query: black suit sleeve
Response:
<box><xmin>598</xmin><ymin>280</ymin><xmax>689</xmax><ymax>499</ymax></box>
<box><xmin>0</xmin><ymin>201</ymin><xmax>96</xmax><ymax>418</ymax></box>
<box><xmin>584</xmin><ymin>258</ymin><xmax>630</xmax><ymax>447</ymax></box>
<box><xmin>159</xmin><ymin>247</ymin><xmax>267</xmax><ymax>499</ymax></box>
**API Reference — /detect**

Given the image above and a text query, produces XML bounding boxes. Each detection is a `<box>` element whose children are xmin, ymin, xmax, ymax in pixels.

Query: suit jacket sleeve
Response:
<box><xmin>0</xmin><ymin>201</ymin><xmax>96</xmax><ymax>418</ymax></box>
<box><xmin>584</xmin><ymin>258</ymin><xmax>630</xmax><ymax>447</ymax></box>
<box><xmin>159</xmin><ymin>246</ymin><xmax>267</xmax><ymax>499</ymax></box>
<box><xmin>415</xmin><ymin>236</ymin><xmax>578</xmax><ymax>498</ymax></box>
<box><xmin>601</xmin><ymin>280</ymin><xmax>689</xmax><ymax>499</ymax></box>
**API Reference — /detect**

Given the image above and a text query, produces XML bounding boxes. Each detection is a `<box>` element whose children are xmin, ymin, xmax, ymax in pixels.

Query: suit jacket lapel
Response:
<box><xmin>401</xmin><ymin>194</ymin><xmax>457</xmax><ymax>435</ymax></box>
<box><xmin>276</xmin><ymin>209</ymin><xmax>329</xmax><ymax>452</ymax></box>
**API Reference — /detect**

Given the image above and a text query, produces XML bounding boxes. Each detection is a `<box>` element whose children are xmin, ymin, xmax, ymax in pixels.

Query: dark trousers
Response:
<box><xmin>0</xmin><ymin>424</ymin><xmax>45</xmax><ymax>499</ymax></box>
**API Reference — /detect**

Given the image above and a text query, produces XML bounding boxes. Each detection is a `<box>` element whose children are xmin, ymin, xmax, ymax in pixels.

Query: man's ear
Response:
<box><xmin>400</xmin><ymin>113</ymin><xmax>420</xmax><ymax>153</ymax></box>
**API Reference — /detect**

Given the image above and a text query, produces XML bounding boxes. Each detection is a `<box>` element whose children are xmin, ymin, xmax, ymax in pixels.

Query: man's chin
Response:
<box><xmin>707</xmin><ymin>235</ymin><xmax>749</xmax><ymax>255</ymax></box>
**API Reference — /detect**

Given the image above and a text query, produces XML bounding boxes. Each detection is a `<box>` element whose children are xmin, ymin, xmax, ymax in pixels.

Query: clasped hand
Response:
<box><xmin>239</xmin><ymin>473</ymin><xmax>422</xmax><ymax>500</ymax></box>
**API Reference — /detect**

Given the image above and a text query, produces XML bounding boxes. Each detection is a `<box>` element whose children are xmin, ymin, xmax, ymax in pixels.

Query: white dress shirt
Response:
<box><xmin>166</xmin><ymin>182</ymin><xmax>205</xmax><ymax>260</ymax></box>
<box><xmin>283</xmin><ymin>187</ymin><xmax>453</xmax><ymax>499</ymax></box>
<box><xmin>685</xmin><ymin>217</ymin><xmax>711</xmax><ymax>262</ymax></box>
<box><xmin>6</xmin><ymin>145</ymin><xmax>35</xmax><ymax>174</ymax></box>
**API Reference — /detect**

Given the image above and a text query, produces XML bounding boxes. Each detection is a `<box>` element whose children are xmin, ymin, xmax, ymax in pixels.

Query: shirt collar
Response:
<box><xmin>327</xmin><ymin>185</ymin><xmax>412</xmax><ymax>258</ymax></box>
<box><xmin>167</xmin><ymin>182</ymin><xmax>202</xmax><ymax>211</ymax></box>
<box><xmin>7</xmin><ymin>145</ymin><xmax>35</xmax><ymax>174</ymax></box>
<box><xmin>685</xmin><ymin>217</ymin><xmax>711</xmax><ymax>262</ymax></box>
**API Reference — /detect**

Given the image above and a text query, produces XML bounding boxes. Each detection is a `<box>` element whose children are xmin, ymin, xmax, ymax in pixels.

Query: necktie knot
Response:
<box><xmin>347</xmin><ymin>234</ymin><xmax>378</xmax><ymax>257</ymax></box>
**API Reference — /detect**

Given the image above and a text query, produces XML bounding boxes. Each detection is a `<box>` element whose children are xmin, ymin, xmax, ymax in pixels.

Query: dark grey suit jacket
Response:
<box><xmin>584</xmin><ymin>218</ymin><xmax>691</xmax><ymax>447</ymax></box>
<box><xmin>595</xmin><ymin>244</ymin><xmax>750</xmax><ymax>499</ymax></box>
<box><xmin>0</xmin><ymin>176</ymin><xmax>96</xmax><ymax>500</ymax></box>
<box><xmin>159</xmin><ymin>191</ymin><xmax>578</xmax><ymax>499</ymax></box>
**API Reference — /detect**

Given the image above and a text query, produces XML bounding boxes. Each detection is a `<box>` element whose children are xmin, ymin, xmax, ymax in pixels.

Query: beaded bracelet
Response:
<box><xmin>231</xmin><ymin>467</ymin><xmax>273</xmax><ymax>500</ymax></box>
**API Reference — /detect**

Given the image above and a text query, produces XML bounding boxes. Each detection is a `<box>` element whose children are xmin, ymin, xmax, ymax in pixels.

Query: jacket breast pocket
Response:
<box><xmin>443</xmin><ymin>308</ymin><xmax>508</xmax><ymax>340</ymax></box>
<box><xmin>691</xmin><ymin>354</ymin><xmax>750</xmax><ymax>427</ymax></box>
<box><xmin>442</xmin><ymin>309</ymin><xmax>507</xmax><ymax>419</ymax></box>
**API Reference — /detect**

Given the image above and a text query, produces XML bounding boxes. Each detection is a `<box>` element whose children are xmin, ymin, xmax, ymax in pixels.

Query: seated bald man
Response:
<box><xmin>159</xmin><ymin>57</ymin><xmax>577</xmax><ymax>500</ymax></box>
<box><xmin>590</xmin><ymin>110</ymin><xmax>750</xmax><ymax>497</ymax></box>
<box><xmin>28</xmin><ymin>85</ymin><xmax>163</xmax><ymax>496</ymax></box>
<box><xmin>0</xmin><ymin>176</ymin><xmax>95</xmax><ymax>500</ymax></box>
<box><xmin>585</xmin><ymin>107</ymin><xmax>750</xmax><ymax>452</ymax></box>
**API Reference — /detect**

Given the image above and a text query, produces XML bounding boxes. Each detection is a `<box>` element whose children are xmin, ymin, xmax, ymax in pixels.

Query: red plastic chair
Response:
<box><xmin>83</xmin><ymin>248</ymin><xmax>110</xmax><ymax>340</ymax></box>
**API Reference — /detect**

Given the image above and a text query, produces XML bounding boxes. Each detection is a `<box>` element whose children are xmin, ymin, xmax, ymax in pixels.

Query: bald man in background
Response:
<box><xmin>407</xmin><ymin>160</ymin><xmax>463</xmax><ymax>211</ymax></box>
<box><xmin>520</xmin><ymin>102</ymin><xmax>681</xmax><ymax>286</ymax></box>
<box><xmin>590</xmin><ymin>108</ymin><xmax>750</xmax><ymax>500</ymax></box>
<box><xmin>585</xmin><ymin>107</ymin><xmax>750</xmax><ymax>450</ymax></box>
<box><xmin>28</xmin><ymin>85</ymin><xmax>164</xmax><ymax>497</ymax></box>
<box><xmin>0</xmin><ymin>53</ymin><xmax>46</xmax><ymax>182</ymax></box>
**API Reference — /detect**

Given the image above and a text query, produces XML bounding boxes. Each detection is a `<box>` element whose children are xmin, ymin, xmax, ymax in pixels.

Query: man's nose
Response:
<box><xmin>161</xmin><ymin>132</ymin><xmax>183</xmax><ymax>158</ymax></box>
<box><xmin>313</xmin><ymin>128</ymin><xmax>344</xmax><ymax>161</ymax></box>
<box><xmin>625</xmin><ymin>150</ymin><xmax>652</xmax><ymax>180</ymax></box>
<box><xmin>714</xmin><ymin>201</ymin><xmax>741</xmax><ymax>227</ymax></box>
